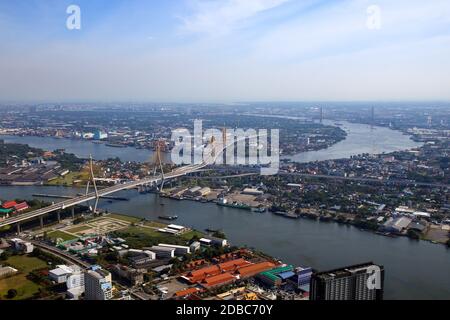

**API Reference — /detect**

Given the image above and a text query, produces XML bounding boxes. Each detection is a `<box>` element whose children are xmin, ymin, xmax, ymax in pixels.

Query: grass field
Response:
<box><xmin>143</xmin><ymin>221</ymin><xmax>167</xmax><ymax>228</ymax></box>
<box><xmin>0</xmin><ymin>255</ymin><xmax>48</xmax><ymax>300</ymax></box>
<box><xmin>47</xmin><ymin>230</ymin><xmax>78</xmax><ymax>242</ymax></box>
<box><xmin>115</xmin><ymin>225</ymin><xmax>204</xmax><ymax>249</ymax></box>
<box><xmin>66</xmin><ymin>225</ymin><xmax>92</xmax><ymax>234</ymax></box>
<box><xmin>5</xmin><ymin>255</ymin><xmax>48</xmax><ymax>273</ymax></box>
<box><xmin>107</xmin><ymin>213</ymin><xmax>141</xmax><ymax>223</ymax></box>
<box><xmin>180</xmin><ymin>230</ymin><xmax>204</xmax><ymax>241</ymax></box>
<box><xmin>46</xmin><ymin>171</ymin><xmax>89</xmax><ymax>186</ymax></box>
<box><xmin>122</xmin><ymin>226</ymin><xmax>161</xmax><ymax>237</ymax></box>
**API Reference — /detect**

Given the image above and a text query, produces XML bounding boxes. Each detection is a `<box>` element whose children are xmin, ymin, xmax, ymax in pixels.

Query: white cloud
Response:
<box><xmin>179</xmin><ymin>0</ymin><xmax>290</xmax><ymax>36</ymax></box>
<box><xmin>250</xmin><ymin>0</ymin><xmax>450</xmax><ymax>63</ymax></box>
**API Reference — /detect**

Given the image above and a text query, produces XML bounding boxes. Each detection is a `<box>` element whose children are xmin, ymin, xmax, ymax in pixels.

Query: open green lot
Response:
<box><xmin>180</xmin><ymin>230</ymin><xmax>204</xmax><ymax>241</ymax></box>
<box><xmin>66</xmin><ymin>225</ymin><xmax>92</xmax><ymax>234</ymax></box>
<box><xmin>5</xmin><ymin>255</ymin><xmax>48</xmax><ymax>273</ymax></box>
<box><xmin>47</xmin><ymin>230</ymin><xmax>78</xmax><ymax>242</ymax></box>
<box><xmin>143</xmin><ymin>221</ymin><xmax>167</xmax><ymax>228</ymax></box>
<box><xmin>107</xmin><ymin>213</ymin><xmax>141</xmax><ymax>224</ymax></box>
<box><xmin>46</xmin><ymin>171</ymin><xmax>90</xmax><ymax>186</ymax></box>
<box><xmin>0</xmin><ymin>255</ymin><xmax>48</xmax><ymax>300</ymax></box>
<box><xmin>114</xmin><ymin>226</ymin><xmax>204</xmax><ymax>249</ymax></box>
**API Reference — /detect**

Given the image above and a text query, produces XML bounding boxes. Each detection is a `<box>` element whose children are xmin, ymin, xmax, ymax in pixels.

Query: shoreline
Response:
<box><xmin>1</xmin><ymin>127</ymin><xmax>347</xmax><ymax>159</ymax></box>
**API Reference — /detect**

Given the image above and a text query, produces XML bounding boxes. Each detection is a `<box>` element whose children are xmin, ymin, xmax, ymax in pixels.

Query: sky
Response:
<box><xmin>0</xmin><ymin>0</ymin><xmax>450</xmax><ymax>103</ymax></box>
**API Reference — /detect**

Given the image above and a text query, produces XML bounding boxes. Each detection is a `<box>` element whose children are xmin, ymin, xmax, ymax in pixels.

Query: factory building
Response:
<box><xmin>199</xmin><ymin>237</ymin><xmax>228</xmax><ymax>247</ymax></box>
<box><xmin>148</xmin><ymin>246</ymin><xmax>176</xmax><ymax>259</ymax></box>
<box><xmin>158</xmin><ymin>244</ymin><xmax>190</xmax><ymax>256</ymax></box>
<box><xmin>236</xmin><ymin>262</ymin><xmax>276</xmax><ymax>279</ymax></box>
<box><xmin>195</xmin><ymin>187</ymin><xmax>211</xmax><ymax>197</ymax></box>
<box><xmin>257</xmin><ymin>265</ymin><xmax>295</xmax><ymax>287</ymax></box>
<box><xmin>242</xmin><ymin>188</ymin><xmax>264</xmax><ymax>196</ymax></box>
<box><xmin>49</xmin><ymin>265</ymin><xmax>78</xmax><ymax>284</ymax></box>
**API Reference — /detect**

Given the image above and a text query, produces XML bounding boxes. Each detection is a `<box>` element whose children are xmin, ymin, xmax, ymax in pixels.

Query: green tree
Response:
<box><xmin>0</xmin><ymin>250</ymin><xmax>11</xmax><ymax>261</ymax></box>
<box><xmin>6</xmin><ymin>289</ymin><xmax>17</xmax><ymax>299</ymax></box>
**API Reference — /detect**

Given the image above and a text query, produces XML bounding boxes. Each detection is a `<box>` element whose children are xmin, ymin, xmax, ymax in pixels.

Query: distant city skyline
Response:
<box><xmin>1</xmin><ymin>0</ymin><xmax>450</xmax><ymax>102</ymax></box>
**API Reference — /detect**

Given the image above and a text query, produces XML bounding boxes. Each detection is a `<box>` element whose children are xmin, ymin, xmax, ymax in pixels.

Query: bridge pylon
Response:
<box><xmin>149</xmin><ymin>140</ymin><xmax>166</xmax><ymax>192</ymax></box>
<box><xmin>85</xmin><ymin>155</ymin><xmax>100</xmax><ymax>213</ymax></box>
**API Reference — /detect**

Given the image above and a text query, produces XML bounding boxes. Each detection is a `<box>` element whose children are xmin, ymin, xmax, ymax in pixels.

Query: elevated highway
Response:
<box><xmin>0</xmin><ymin>163</ymin><xmax>205</xmax><ymax>229</ymax></box>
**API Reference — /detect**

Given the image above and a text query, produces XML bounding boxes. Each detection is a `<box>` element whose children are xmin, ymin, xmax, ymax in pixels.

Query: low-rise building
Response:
<box><xmin>111</xmin><ymin>264</ymin><xmax>144</xmax><ymax>286</ymax></box>
<box><xmin>9</xmin><ymin>238</ymin><xmax>34</xmax><ymax>253</ymax></box>
<box><xmin>0</xmin><ymin>266</ymin><xmax>18</xmax><ymax>278</ymax></box>
<box><xmin>148</xmin><ymin>246</ymin><xmax>175</xmax><ymax>259</ymax></box>
<box><xmin>190</xmin><ymin>241</ymin><xmax>201</xmax><ymax>252</ymax></box>
<box><xmin>129</xmin><ymin>254</ymin><xmax>155</xmax><ymax>268</ymax></box>
<box><xmin>158</xmin><ymin>244</ymin><xmax>190</xmax><ymax>256</ymax></box>
<box><xmin>13</xmin><ymin>202</ymin><xmax>29</xmax><ymax>212</ymax></box>
<box><xmin>383</xmin><ymin>217</ymin><xmax>412</xmax><ymax>233</ymax></box>
<box><xmin>242</xmin><ymin>188</ymin><xmax>264</xmax><ymax>196</ymax></box>
<box><xmin>195</xmin><ymin>187</ymin><xmax>211</xmax><ymax>197</ymax></box>
<box><xmin>49</xmin><ymin>265</ymin><xmax>77</xmax><ymax>284</ymax></box>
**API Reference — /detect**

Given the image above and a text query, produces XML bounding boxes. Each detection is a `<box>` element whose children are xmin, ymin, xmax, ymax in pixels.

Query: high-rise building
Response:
<box><xmin>84</xmin><ymin>266</ymin><xmax>113</xmax><ymax>300</ymax></box>
<box><xmin>94</xmin><ymin>130</ymin><xmax>108</xmax><ymax>140</ymax></box>
<box><xmin>310</xmin><ymin>262</ymin><xmax>384</xmax><ymax>300</ymax></box>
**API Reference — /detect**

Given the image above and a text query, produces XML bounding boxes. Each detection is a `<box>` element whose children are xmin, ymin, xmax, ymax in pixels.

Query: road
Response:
<box><xmin>0</xmin><ymin>164</ymin><xmax>202</xmax><ymax>228</ymax></box>
<box><xmin>29</xmin><ymin>239</ymin><xmax>91</xmax><ymax>268</ymax></box>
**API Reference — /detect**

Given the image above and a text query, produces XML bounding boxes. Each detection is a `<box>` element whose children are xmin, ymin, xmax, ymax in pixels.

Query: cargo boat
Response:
<box><xmin>217</xmin><ymin>202</ymin><xmax>251</xmax><ymax>211</ymax></box>
<box><xmin>105</xmin><ymin>143</ymin><xmax>127</xmax><ymax>148</ymax></box>
<box><xmin>158</xmin><ymin>215</ymin><xmax>178</xmax><ymax>221</ymax></box>
<box><xmin>274</xmin><ymin>211</ymin><xmax>300</xmax><ymax>219</ymax></box>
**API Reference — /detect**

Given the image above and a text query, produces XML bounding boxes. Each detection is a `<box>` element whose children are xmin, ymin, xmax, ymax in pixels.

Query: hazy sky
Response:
<box><xmin>1</xmin><ymin>0</ymin><xmax>450</xmax><ymax>102</ymax></box>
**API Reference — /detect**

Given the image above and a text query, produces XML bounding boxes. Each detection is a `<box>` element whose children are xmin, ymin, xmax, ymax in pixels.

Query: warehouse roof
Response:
<box><xmin>236</xmin><ymin>262</ymin><xmax>275</xmax><ymax>278</ymax></box>
<box><xmin>201</xmin><ymin>272</ymin><xmax>235</xmax><ymax>288</ymax></box>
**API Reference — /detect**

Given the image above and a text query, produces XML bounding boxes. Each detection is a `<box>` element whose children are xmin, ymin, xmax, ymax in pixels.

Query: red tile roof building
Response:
<box><xmin>14</xmin><ymin>202</ymin><xmax>29</xmax><ymax>212</ymax></box>
<box><xmin>201</xmin><ymin>272</ymin><xmax>236</xmax><ymax>288</ymax></box>
<box><xmin>2</xmin><ymin>201</ymin><xmax>17</xmax><ymax>209</ymax></box>
<box><xmin>174</xmin><ymin>288</ymin><xmax>202</xmax><ymax>298</ymax></box>
<box><xmin>236</xmin><ymin>262</ymin><xmax>276</xmax><ymax>279</ymax></box>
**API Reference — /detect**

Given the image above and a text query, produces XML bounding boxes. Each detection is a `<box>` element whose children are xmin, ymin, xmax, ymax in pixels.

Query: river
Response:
<box><xmin>1</xmin><ymin>120</ymin><xmax>421</xmax><ymax>163</ymax></box>
<box><xmin>0</xmin><ymin>135</ymin><xmax>154</xmax><ymax>162</ymax></box>
<box><xmin>1</xmin><ymin>123</ymin><xmax>448</xmax><ymax>300</ymax></box>
<box><xmin>287</xmin><ymin>120</ymin><xmax>422</xmax><ymax>162</ymax></box>
<box><xmin>0</xmin><ymin>185</ymin><xmax>449</xmax><ymax>300</ymax></box>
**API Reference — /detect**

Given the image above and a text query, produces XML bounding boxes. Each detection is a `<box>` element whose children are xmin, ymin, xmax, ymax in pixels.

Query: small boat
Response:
<box><xmin>284</xmin><ymin>213</ymin><xmax>300</xmax><ymax>219</ymax></box>
<box><xmin>160</xmin><ymin>203</ymin><xmax>165</xmax><ymax>206</ymax></box>
<box><xmin>158</xmin><ymin>215</ymin><xmax>178</xmax><ymax>221</ymax></box>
